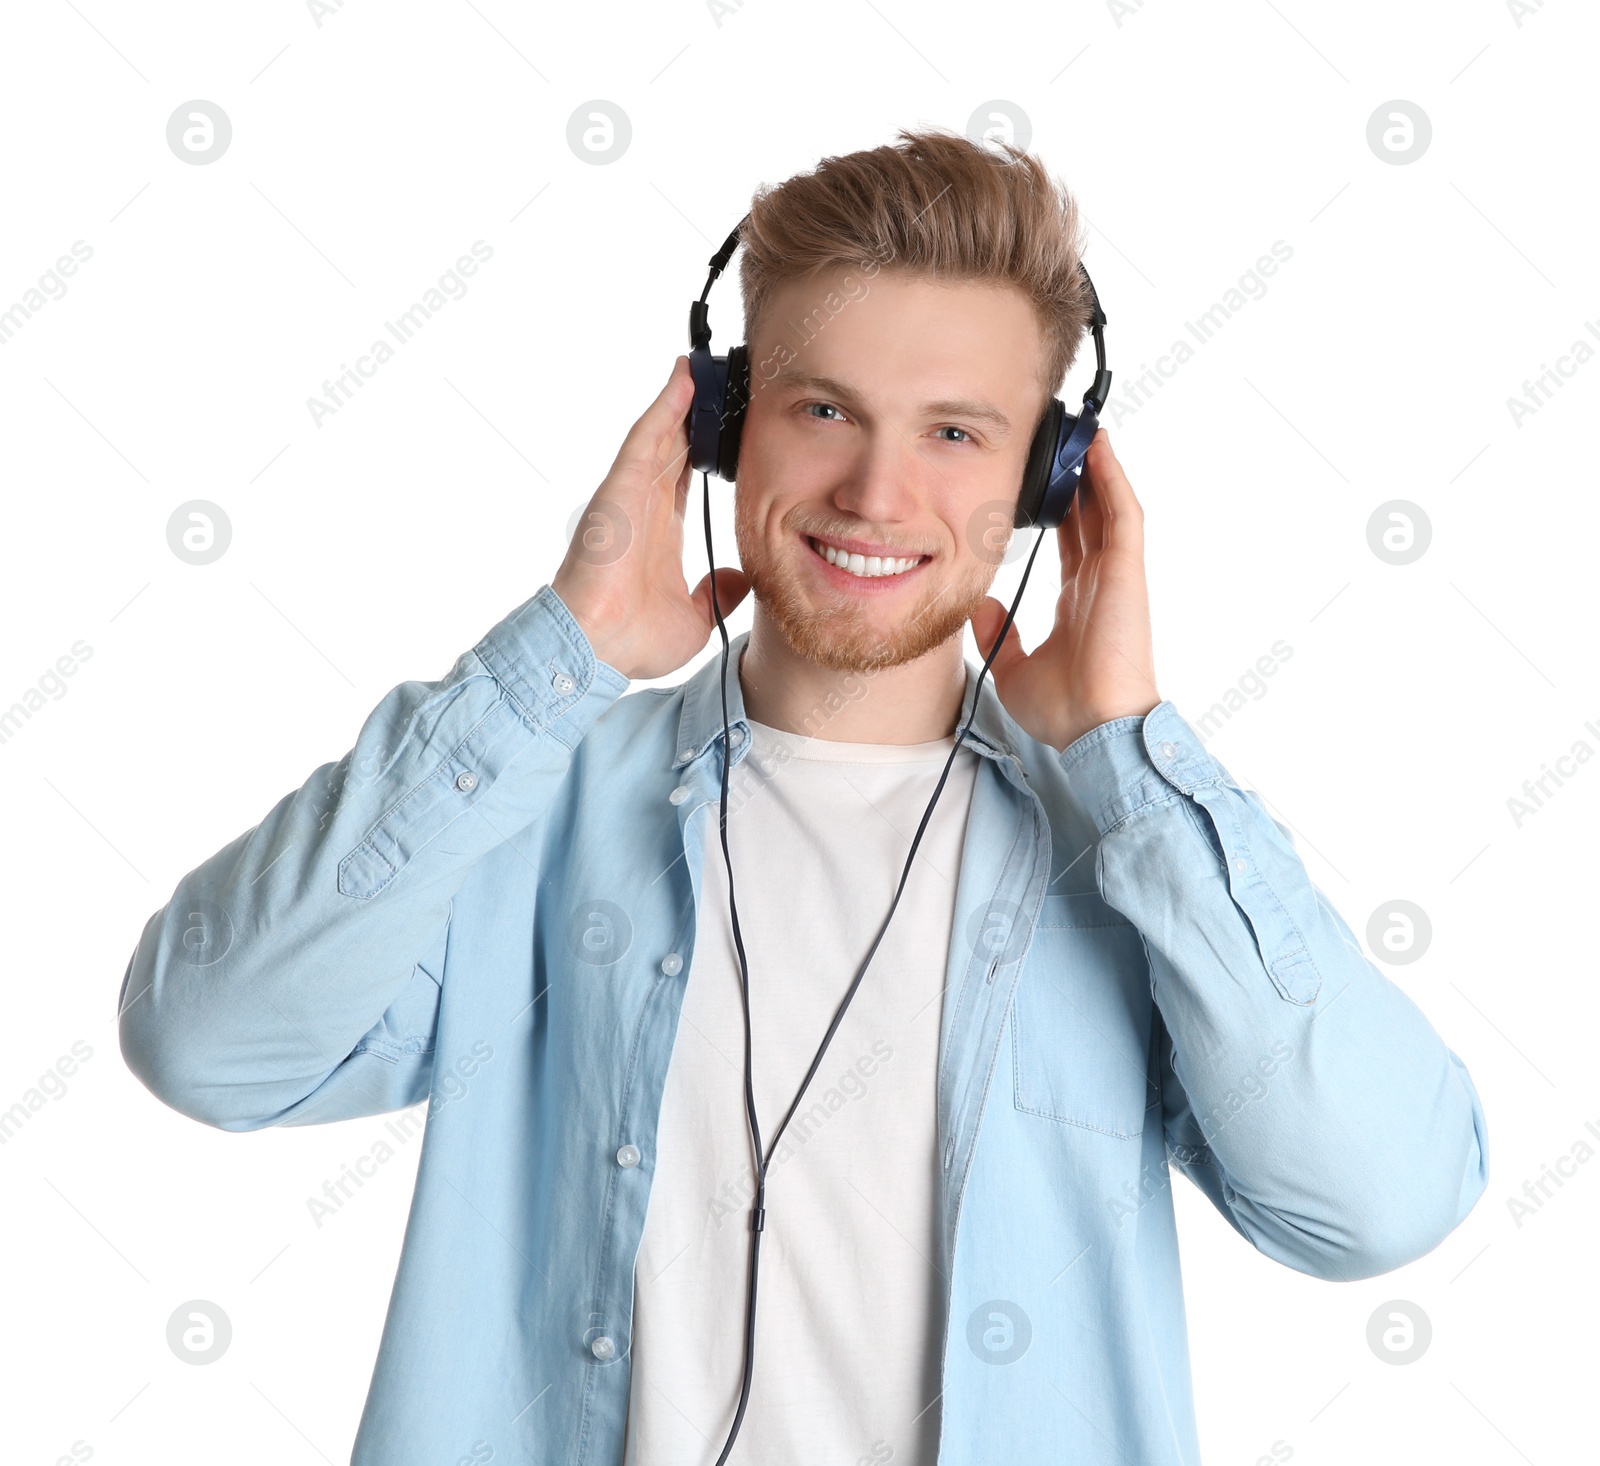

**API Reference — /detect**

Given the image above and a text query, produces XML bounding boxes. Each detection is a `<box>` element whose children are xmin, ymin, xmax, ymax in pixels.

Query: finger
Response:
<box><xmin>672</xmin><ymin>433</ymin><xmax>696</xmax><ymax>522</ymax></box>
<box><xmin>1057</xmin><ymin>479</ymin><xmax>1087</xmax><ymax>582</ymax></box>
<box><xmin>970</xmin><ymin>595</ymin><xmax>1028</xmax><ymax>673</ymax></box>
<box><xmin>1075</xmin><ymin>448</ymin><xmax>1107</xmax><ymax>559</ymax></box>
<box><xmin>651</xmin><ymin>377</ymin><xmax>697</xmax><ymax>495</ymax></box>
<box><xmin>1083</xmin><ymin>430</ymin><xmax>1143</xmax><ymax>548</ymax></box>
<box><xmin>618</xmin><ymin>356</ymin><xmax>697</xmax><ymax>478</ymax></box>
<box><xmin>689</xmin><ymin>566</ymin><xmax>752</xmax><ymax>633</ymax></box>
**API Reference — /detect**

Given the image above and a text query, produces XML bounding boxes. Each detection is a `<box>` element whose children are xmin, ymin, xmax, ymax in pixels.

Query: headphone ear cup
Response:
<box><xmin>717</xmin><ymin>344</ymin><xmax>749</xmax><ymax>482</ymax></box>
<box><xmin>1016</xmin><ymin>398</ymin><xmax>1066</xmax><ymax>529</ymax></box>
<box><xmin>686</xmin><ymin>346</ymin><xmax>725</xmax><ymax>475</ymax></box>
<box><xmin>1041</xmin><ymin>402</ymin><xmax>1100</xmax><ymax>527</ymax></box>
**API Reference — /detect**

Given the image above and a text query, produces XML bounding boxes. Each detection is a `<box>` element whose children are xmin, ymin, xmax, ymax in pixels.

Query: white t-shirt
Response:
<box><xmin>622</xmin><ymin>712</ymin><xmax>980</xmax><ymax>1466</ymax></box>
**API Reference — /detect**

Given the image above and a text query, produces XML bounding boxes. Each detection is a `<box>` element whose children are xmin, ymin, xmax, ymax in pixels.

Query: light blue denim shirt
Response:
<box><xmin>118</xmin><ymin>582</ymin><xmax>1490</xmax><ymax>1465</ymax></box>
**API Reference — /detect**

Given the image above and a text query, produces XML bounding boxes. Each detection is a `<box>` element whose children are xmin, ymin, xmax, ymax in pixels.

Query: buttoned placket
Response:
<box><xmin>571</xmin><ymin>717</ymin><xmax>756</xmax><ymax>1463</ymax></box>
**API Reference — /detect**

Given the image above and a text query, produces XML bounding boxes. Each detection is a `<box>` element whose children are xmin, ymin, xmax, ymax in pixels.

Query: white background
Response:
<box><xmin>1</xmin><ymin>1</ymin><xmax>1594</xmax><ymax>1462</ymax></box>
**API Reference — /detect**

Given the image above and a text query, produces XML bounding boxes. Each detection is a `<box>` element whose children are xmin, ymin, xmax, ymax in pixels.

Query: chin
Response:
<box><xmin>752</xmin><ymin>557</ymin><xmax>988</xmax><ymax>675</ymax></box>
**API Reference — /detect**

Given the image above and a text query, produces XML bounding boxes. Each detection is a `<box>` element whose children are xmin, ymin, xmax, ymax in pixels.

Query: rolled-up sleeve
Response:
<box><xmin>1059</xmin><ymin>699</ymin><xmax>1490</xmax><ymax>1281</ymax></box>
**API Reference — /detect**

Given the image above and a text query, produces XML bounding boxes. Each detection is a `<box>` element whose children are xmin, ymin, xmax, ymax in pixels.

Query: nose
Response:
<box><xmin>827</xmin><ymin>424</ymin><xmax>933</xmax><ymax>529</ymax></box>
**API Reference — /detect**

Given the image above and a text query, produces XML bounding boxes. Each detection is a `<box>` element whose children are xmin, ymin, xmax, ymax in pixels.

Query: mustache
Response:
<box><xmin>790</xmin><ymin>521</ymin><xmax>935</xmax><ymax>558</ymax></box>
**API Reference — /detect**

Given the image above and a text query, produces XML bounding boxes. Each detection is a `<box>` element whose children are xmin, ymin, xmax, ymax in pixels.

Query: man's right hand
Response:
<box><xmin>551</xmin><ymin>354</ymin><xmax>752</xmax><ymax>682</ymax></box>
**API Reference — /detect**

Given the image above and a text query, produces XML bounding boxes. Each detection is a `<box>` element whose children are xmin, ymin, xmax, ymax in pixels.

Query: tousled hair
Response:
<box><xmin>737</xmin><ymin>126</ymin><xmax>1093</xmax><ymax>402</ymax></box>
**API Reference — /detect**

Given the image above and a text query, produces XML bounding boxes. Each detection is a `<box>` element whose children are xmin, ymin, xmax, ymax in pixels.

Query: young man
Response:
<box><xmin>119</xmin><ymin>130</ymin><xmax>1489</xmax><ymax>1465</ymax></box>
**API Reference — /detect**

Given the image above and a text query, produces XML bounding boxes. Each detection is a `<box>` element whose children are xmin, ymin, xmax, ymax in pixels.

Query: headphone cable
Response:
<box><xmin>696</xmin><ymin>470</ymin><xmax>1047</xmax><ymax>1464</ymax></box>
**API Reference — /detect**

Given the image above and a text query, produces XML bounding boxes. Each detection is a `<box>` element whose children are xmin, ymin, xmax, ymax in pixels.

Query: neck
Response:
<box><xmin>737</xmin><ymin>606</ymin><xmax>971</xmax><ymax>744</ymax></box>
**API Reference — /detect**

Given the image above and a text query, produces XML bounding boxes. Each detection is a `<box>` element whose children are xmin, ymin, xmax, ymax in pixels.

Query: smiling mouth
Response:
<box><xmin>805</xmin><ymin>535</ymin><xmax>930</xmax><ymax>581</ymax></box>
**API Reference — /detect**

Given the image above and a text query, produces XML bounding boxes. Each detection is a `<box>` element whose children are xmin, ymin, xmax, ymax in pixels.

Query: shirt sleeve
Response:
<box><xmin>117</xmin><ymin>584</ymin><xmax>629</xmax><ymax>1133</ymax></box>
<box><xmin>1058</xmin><ymin>699</ymin><xmax>1490</xmax><ymax>1281</ymax></box>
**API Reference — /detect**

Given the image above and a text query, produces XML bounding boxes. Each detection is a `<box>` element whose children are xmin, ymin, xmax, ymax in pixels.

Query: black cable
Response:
<box><xmin>699</xmin><ymin>469</ymin><xmax>1048</xmax><ymax>1463</ymax></box>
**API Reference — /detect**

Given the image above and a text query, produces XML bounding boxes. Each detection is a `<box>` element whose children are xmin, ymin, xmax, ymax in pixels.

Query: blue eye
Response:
<box><xmin>806</xmin><ymin>402</ymin><xmax>845</xmax><ymax>421</ymax></box>
<box><xmin>935</xmin><ymin>426</ymin><xmax>972</xmax><ymax>443</ymax></box>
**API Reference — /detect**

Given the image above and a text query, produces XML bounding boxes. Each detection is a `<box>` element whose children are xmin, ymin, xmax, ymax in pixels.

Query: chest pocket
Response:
<box><xmin>1011</xmin><ymin>890</ymin><xmax>1158</xmax><ymax>1139</ymax></box>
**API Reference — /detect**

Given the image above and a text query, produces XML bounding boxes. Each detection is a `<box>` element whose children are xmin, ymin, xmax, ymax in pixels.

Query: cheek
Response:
<box><xmin>942</xmin><ymin>493</ymin><xmax>1012</xmax><ymax>574</ymax></box>
<box><xmin>732</xmin><ymin>483</ymin><xmax>792</xmax><ymax>561</ymax></box>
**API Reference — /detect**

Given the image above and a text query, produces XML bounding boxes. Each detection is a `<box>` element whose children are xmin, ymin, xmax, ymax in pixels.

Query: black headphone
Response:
<box><xmin>684</xmin><ymin>213</ymin><xmax>1113</xmax><ymax>529</ymax></box>
<box><xmin>681</xmin><ymin>208</ymin><xmax>1113</xmax><ymax>1466</ymax></box>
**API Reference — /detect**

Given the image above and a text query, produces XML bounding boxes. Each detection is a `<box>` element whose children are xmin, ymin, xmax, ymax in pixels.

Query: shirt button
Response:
<box><xmin>455</xmin><ymin>771</ymin><xmax>478</xmax><ymax>793</ymax></box>
<box><xmin>590</xmin><ymin>1334</ymin><xmax>616</xmax><ymax>1361</ymax></box>
<box><xmin>616</xmin><ymin>1143</ymin><xmax>641</xmax><ymax>1168</ymax></box>
<box><xmin>668</xmin><ymin>785</ymin><xmax>690</xmax><ymax>805</ymax></box>
<box><xmin>552</xmin><ymin>671</ymin><xmax>575</xmax><ymax>696</ymax></box>
<box><xmin>677</xmin><ymin>748</ymin><xmax>694</xmax><ymax>764</ymax></box>
<box><xmin>729</xmin><ymin>727</ymin><xmax>745</xmax><ymax>746</ymax></box>
<box><xmin>660</xmin><ymin>952</ymin><xmax>683</xmax><ymax>976</ymax></box>
<box><xmin>1233</xmin><ymin>856</ymin><xmax>1247</xmax><ymax>875</ymax></box>
<box><xmin>1160</xmin><ymin>741</ymin><xmax>1178</xmax><ymax>760</ymax></box>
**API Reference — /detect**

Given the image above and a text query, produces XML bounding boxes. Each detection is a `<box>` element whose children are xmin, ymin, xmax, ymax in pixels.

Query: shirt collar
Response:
<box><xmin>672</xmin><ymin>629</ymin><xmax>1025</xmax><ymax>772</ymax></box>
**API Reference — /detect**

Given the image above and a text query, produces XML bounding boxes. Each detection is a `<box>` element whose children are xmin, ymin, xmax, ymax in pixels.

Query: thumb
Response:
<box><xmin>971</xmin><ymin>596</ymin><xmax>1027</xmax><ymax>674</ymax></box>
<box><xmin>614</xmin><ymin>355</ymin><xmax>695</xmax><ymax>473</ymax></box>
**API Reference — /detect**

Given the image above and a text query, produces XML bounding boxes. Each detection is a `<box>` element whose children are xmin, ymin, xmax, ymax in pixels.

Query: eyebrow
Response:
<box><xmin>779</xmin><ymin>370</ymin><xmax>1013</xmax><ymax>434</ymax></box>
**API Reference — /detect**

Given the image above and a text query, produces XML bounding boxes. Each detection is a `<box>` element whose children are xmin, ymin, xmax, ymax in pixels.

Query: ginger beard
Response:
<box><xmin>733</xmin><ymin>493</ymin><xmax>1002</xmax><ymax>675</ymax></box>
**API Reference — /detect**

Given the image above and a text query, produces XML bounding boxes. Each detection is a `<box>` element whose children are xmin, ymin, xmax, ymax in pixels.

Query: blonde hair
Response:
<box><xmin>737</xmin><ymin>126</ymin><xmax>1094</xmax><ymax>399</ymax></box>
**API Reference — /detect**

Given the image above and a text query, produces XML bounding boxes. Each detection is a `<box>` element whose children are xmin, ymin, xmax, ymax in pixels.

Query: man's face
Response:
<box><xmin>733</xmin><ymin>266</ymin><xmax>1051</xmax><ymax>674</ymax></box>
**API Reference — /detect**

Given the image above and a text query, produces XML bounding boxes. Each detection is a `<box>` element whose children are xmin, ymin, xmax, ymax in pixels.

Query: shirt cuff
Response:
<box><xmin>1057</xmin><ymin>700</ymin><xmax>1223</xmax><ymax>837</ymax></box>
<box><xmin>471</xmin><ymin>583</ymin><xmax>630</xmax><ymax>748</ymax></box>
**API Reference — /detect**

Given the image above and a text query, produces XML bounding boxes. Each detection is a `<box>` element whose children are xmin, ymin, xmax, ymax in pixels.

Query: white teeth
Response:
<box><xmin>812</xmin><ymin>538</ymin><xmax>921</xmax><ymax>578</ymax></box>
